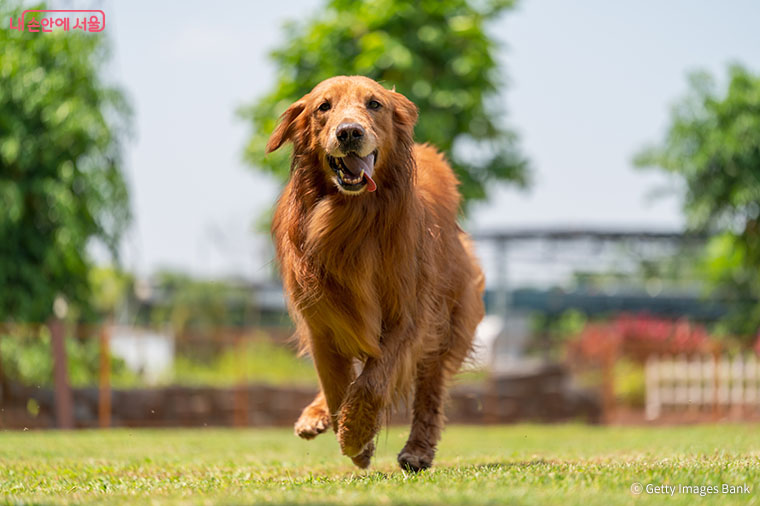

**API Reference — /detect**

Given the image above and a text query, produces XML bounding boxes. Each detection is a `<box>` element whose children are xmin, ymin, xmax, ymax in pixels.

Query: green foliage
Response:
<box><xmin>88</xmin><ymin>267</ymin><xmax>134</xmax><ymax>316</ymax></box>
<box><xmin>635</xmin><ymin>65</ymin><xmax>760</xmax><ymax>339</ymax></box>
<box><xmin>0</xmin><ymin>326</ymin><xmax>138</xmax><ymax>388</ymax></box>
<box><xmin>613</xmin><ymin>359</ymin><xmax>645</xmax><ymax>408</ymax></box>
<box><xmin>169</xmin><ymin>339</ymin><xmax>318</xmax><ymax>387</ymax></box>
<box><xmin>0</xmin><ymin>0</ymin><xmax>132</xmax><ymax>322</ymax></box>
<box><xmin>144</xmin><ymin>271</ymin><xmax>263</xmax><ymax>334</ymax></box>
<box><xmin>574</xmin><ymin>358</ymin><xmax>644</xmax><ymax>408</ymax></box>
<box><xmin>239</xmin><ymin>0</ymin><xmax>528</xmax><ymax>205</ymax></box>
<box><xmin>530</xmin><ymin>309</ymin><xmax>588</xmax><ymax>354</ymax></box>
<box><xmin>700</xmin><ymin>231</ymin><xmax>760</xmax><ymax>337</ymax></box>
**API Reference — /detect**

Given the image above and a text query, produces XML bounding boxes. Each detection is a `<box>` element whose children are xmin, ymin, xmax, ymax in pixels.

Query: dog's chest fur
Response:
<box><xmin>282</xmin><ymin>191</ymin><xmax>427</xmax><ymax>359</ymax></box>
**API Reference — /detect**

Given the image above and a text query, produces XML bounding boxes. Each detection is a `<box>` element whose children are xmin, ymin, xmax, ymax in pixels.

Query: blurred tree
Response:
<box><xmin>635</xmin><ymin>65</ymin><xmax>760</xmax><ymax>339</ymax></box>
<box><xmin>88</xmin><ymin>266</ymin><xmax>134</xmax><ymax>317</ymax></box>
<box><xmin>0</xmin><ymin>1</ymin><xmax>131</xmax><ymax>322</ymax></box>
<box><xmin>239</xmin><ymin>0</ymin><xmax>528</xmax><ymax>205</ymax></box>
<box><xmin>141</xmin><ymin>271</ymin><xmax>259</xmax><ymax>334</ymax></box>
<box><xmin>147</xmin><ymin>271</ymin><xmax>236</xmax><ymax>335</ymax></box>
<box><xmin>0</xmin><ymin>325</ymin><xmax>138</xmax><ymax>388</ymax></box>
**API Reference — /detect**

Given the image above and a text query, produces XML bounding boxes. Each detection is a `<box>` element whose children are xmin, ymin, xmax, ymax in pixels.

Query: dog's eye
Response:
<box><xmin>367</xmin><ymin>100</ymin><xmax>381</xmax><ymax>110</ymax></box>
<box><xmin>318</xmin><ymin>102</ymin><xmax>331</xmax><ymax>112</ymax></box>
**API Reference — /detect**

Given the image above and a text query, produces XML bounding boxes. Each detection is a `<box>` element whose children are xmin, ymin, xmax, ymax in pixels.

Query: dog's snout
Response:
<box><xmin>336</xmin><ymin>122</ymin><xmax>365</xmax><ymax>145</ymax></box>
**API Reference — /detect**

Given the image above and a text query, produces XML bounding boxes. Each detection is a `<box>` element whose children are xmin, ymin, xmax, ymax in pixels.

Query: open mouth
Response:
<box><xmin>327</xmin><ymin>151</ymin><xmax>378</xmax><ymax>193</ymax></box>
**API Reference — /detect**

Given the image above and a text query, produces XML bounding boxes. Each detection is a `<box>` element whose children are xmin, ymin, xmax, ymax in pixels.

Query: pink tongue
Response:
<box><xmin>342</xmin><ymin>153</ymin><xmax>377</xmax><ymax>192</ymax></box>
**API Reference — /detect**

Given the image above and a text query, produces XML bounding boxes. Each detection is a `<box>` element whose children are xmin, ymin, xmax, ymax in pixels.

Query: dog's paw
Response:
<box><xmin>349</xmin><ymin>440</ymin><xmax>375</xmax><ymax>469</ymax></box>
<box><xmin>337</xmin><ymin>386</ymin><xmax>380</xmax><ymax>457</ymax></box>
<box><xmin>397</xmin><ymin>442</ymin><xmax>435</xmax><ymax>472</ymax></box>
<box><xmin>294</xmin><ymin>405</ymin><xmax>331</xmax><ymax>440</ymax></box>
<box><xmin>337</xmin><ymin>421</ymin><xmax>373</xmax><ymax>457</ymax></box>
<box><xmin>337</xmin><ymin>407</ymin><xmax>378</xmax><ymax>458</ymax></box>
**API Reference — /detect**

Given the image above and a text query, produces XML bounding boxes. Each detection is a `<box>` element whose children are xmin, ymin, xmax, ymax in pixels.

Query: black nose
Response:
<box><xmin>336</xmin><ymin>122</ymin><xmax>365</xmax><ymax>144</ymax></box>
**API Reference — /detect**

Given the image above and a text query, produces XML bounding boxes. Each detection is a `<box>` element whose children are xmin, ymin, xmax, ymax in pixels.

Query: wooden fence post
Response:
<box><xmin>99</xmin><ymin>323</ymin><xmax>112</xmax><ymax>428</ymax></box>
<box><xmin>50</xmin><ymin>317</ymin><xmax>73</xmax><ymax>429</ymax></box>
<box><xmin>645</xmin><ymin>355</ymin><xmax>660</xmax><ymax>420</ymax></box>
<box><xmin>712</xmin><ymin>350</ymin><xmax>720</xmax><ymax>420</ymax></box>
<box><xmin>0</xmin><ymin>331</ymin><xmax>4</xmax><ymax>404</ymax></box>
<box><xmin>745</xmin><ymin>355</ymin><xmax>757</xmax><ymax>416</ymax></box>
<box><xmin>233</xmin><ymin>333</ymin><xmax>249</xmax><ymax>427</ymax></box>
<box><xmin>0</xmin><ymin>331</ymin><xmax>4</xmax><ymax>428</ymax></box>
<box><xmin>600</xmin><ymin>340</ymin><xmax>616</xmax><ymax>424</ymax></box>
<box><xmin>730</xmin><ymin>355</ymin><xmax>744</xmax><ymax>418</ymax></box>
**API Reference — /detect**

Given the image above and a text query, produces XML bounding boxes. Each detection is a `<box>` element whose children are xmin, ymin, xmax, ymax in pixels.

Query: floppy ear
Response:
<box><xmin>391</xmin><ymin>91</ymin><xmax>418</xmax><ymax>130</ymax></box>
<box><xmin>266</xmin><ymin>99</ymin><xmax>306</xmax><ymax>153</ymax></box>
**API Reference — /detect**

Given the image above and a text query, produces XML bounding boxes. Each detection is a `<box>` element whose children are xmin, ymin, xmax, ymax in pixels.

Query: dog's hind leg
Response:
<box><xmin>397</xmin><ymin>352</ymin><xmax>453</xmax><ymax>472</ymax></box>
<box><xmin>398</xmin><ymin>290</ymin><xmax>483</xmax><ymax>471</ymax></box>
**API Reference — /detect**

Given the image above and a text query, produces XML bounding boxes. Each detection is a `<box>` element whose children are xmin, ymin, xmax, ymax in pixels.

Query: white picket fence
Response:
<box><xmin>645</xmin><ymin>354</ymin><xmax>760</xmax><ymax>420</ymax></box>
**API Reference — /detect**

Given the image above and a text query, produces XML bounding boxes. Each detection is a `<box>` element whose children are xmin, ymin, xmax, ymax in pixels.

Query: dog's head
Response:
<box><xmin>266</xmin><ymin>76</ymin><xmax>418</xmax><ymax>195</ymax></box>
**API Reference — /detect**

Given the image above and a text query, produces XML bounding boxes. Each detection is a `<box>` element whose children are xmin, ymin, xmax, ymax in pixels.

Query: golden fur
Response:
<box><xmin>267</xmin><ymin>76</ymin><xmax>484</xmax><ymax>471</ymax></box>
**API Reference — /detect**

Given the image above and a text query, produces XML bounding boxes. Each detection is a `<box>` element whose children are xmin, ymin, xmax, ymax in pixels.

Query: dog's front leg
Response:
<box><xmin>336</xmin><ymin>364</ymin><xmax>384</xmax><ymax>459</ymax></box>
<box><xmin>337</xmin><ymin>327</ymin><xmax>412</xmax><ymax>461</ymax></box>
<box><xmin>304</xmin><ymin>338</ymin><xmax>355</xmax><ymax>434</ymax></box>
<box><xmin>294</xmin><ymin>391</ymin><xmax>331</xmax><ymax>439</ymax></box>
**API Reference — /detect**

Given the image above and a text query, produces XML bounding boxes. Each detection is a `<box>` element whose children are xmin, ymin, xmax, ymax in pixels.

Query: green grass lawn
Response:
<box><xmin>1</xmin><ymin>424</ymin><xmax>759</xmax><ymax>505</ymax></box>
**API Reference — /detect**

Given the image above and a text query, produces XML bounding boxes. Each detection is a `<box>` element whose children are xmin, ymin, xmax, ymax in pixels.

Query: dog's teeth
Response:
<box><xmin>336</xmin><ymin>166</ymin><xmax>365</xmax><ymax>186</ymax></box>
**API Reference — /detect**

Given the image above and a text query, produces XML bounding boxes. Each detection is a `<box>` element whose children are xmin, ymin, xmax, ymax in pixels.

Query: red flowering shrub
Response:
<box><xmin>568</xmin><ymin>314</ymin><xmax>712</xmax><ymax>363</ymax></box>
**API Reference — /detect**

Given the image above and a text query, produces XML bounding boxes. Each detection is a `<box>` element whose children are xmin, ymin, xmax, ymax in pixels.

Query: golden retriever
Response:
<box><xmin>266</xmin><ymin>76</ymin><xmax>484</xmax><ymax>471</ymax></box>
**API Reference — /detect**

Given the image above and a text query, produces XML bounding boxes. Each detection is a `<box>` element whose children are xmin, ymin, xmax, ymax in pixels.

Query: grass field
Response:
<box><xmin>1</xmin><ymin>424</ymin><xmax>759</xmax><ymax>505</ymax></box>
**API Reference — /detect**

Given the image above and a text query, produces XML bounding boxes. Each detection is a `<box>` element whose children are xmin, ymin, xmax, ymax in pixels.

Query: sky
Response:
<box><xmin>82</xmin><ymin>0</ymin><xmax>760</xmax><ymax>280</ymax></box>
